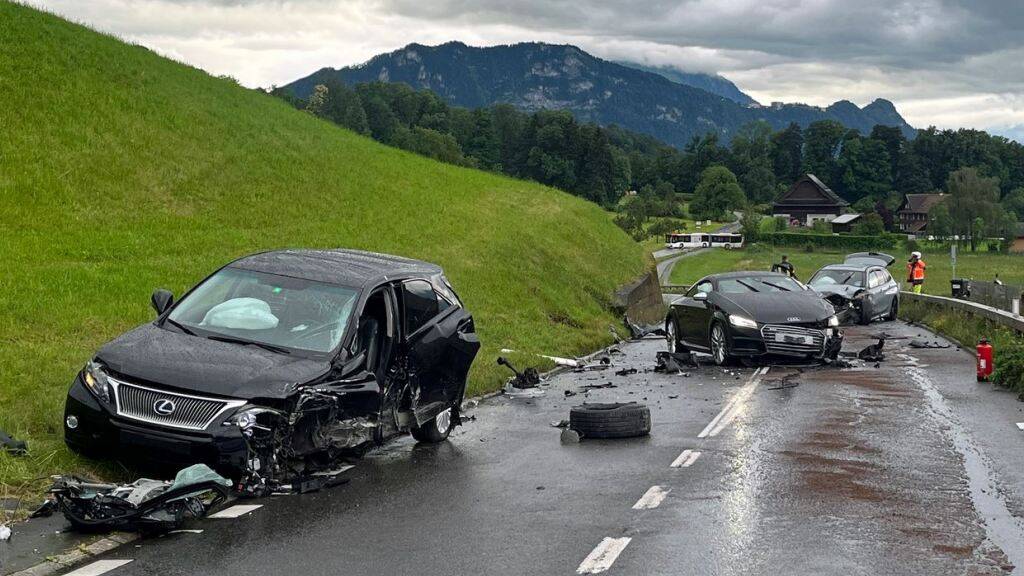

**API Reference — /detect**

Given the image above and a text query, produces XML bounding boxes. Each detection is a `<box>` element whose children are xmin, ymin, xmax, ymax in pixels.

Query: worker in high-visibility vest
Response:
<box><xmin>907</xmin><ymin>251</ymin><xmax>926</xmax><ymax>294</ymax></box>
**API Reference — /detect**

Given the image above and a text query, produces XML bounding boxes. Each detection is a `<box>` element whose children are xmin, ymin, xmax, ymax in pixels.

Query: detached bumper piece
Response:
<box><xmin>39</xmin><ymin>464</ymin><xmax>231</xmax><ymax>534</ymax></box>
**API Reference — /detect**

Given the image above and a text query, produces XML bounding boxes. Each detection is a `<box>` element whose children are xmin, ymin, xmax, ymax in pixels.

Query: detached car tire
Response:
<box><xmin>569</xmin><ymin>403</ymin><xmax>651</xmax><ymax>439</ymax></box>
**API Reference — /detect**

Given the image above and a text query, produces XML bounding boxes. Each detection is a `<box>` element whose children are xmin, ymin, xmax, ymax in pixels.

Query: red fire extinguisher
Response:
<box><xmin>977</xmin><ymin>338</ymin><xmax>994</xmax><ymax>382</ymax></box>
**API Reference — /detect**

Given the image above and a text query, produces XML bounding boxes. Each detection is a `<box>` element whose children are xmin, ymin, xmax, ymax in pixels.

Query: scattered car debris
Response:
<box><xmin>615</xmin><ymin>367</ymin><xmax>638</xmax><ymax>376</ymax></box>
<box><xmin>568</xmin><ymin>403</ymin><xmax>651</xmax><ymax>439</ymax></box>
<box><xmin>909</xmin><ymin>339</ymin><xmax>951</xmax><ymax>349</ymax></box>
<box><xmin>624</xmin><ymin>315</ymin><xmax>666</xmax><ymax>340</ymax></box>
<box><xmin>497</xmin><ymin>357</ymin><xmax>541</xmax><ymax>389</ymax></box>
<box><xmin>0</xmin><ymin>429</ymin><xmax>27</xmax><ymax>456</ymax></box>
<box><xmin>766</xmin><ymin>372</ymin><xmax>801</xmax><ymax>390</ymax></box>
<box><xmin>655</xmin><ymin>351</ymin><xmax>698</xmax><ymax>373</ymax></box>
<box><xmin>564</xmin><ymin>390</ymin><xmax>578</xmax><ymax>398</ymax></box>
<box><xmin>550</xmin><ymin>420</ymin><xmax>570</xmax><ymax>428</ymax></box>
<box><xmin>571</xmin><ymin>356</ymin><xmax>613</xmax><ymax>373</ymax></box>
<box><xmin>858</xmin><ymin>338</ymin><xmax>886</xmax><ymax>362</ymax></box>
<box><xmin>42</xmin><ymin>464</ymin><xmax>231</xmax><ymax>534</ymax></box>
<box><xmin>579</xmin><ymin>382</ymin><xmax>617</xmax><ymax>391</ymax></box>
<box><xmin>0</xmin><ymin>524</ymin><xmax>10</xmax><ymax>542</ymax></box>
<box><xmin>560</xmin><ymin>429</ymin><xmax>582</xmax><ymax>444</ymax></box>
<box><xmin>500</xmin><ymin>348</ymin><xmax>582</xmax><ymax>368</ymax></box>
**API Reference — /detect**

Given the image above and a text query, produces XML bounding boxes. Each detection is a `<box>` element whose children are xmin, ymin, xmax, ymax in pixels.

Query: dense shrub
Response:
<box><xmin>765</xmin><ymin>232</ymin><xmax>900</xmax><ymax>250</ymax></box>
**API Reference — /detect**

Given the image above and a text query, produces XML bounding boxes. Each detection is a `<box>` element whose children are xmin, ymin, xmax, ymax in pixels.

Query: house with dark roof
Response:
<box><xmin>896</xmin><ymin>193</ymin><xmax>947</xmax><ymax>234</ymax></box>
<box><xmin>772</xmin><ymin>174</ymin><xmax>849</xmax><ymax>226</ymax></box>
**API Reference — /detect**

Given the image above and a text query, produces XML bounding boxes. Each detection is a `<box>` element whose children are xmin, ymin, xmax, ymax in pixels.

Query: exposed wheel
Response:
<box><xmin>569</xmin><ymin>403</ymin><xmax>651</xmax><ymax>439</ymax></box>
<box><xmin>710</xmin><ymin>322</ymin><xmax>732</xmax><ymax>366</ymax></box>
<box><xmin>411</xmin><ymin>407</ymin><xmax>453</xmax><ymax>443</ymax></box>
<box><xmin>724</xmin><ymin>244</ymin><xmax>732</xmax><ymax>250</ymax></box>
<box><xmin>857</xmin><ymin>302</ymin><xmax>872</xmax><ymax>325</ymax></box>
<box><xmin>887</xmin><ymin>298</ymin><xmax>899</xmax><ymax>321</ymax></box>
<box><xmin>665</xmin><ymin>318</ymin><xmax>685</xmax><ymax>353</ymax></box>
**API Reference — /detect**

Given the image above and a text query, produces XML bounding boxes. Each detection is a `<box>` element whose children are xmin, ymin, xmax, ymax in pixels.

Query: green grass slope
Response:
<box><xmin>0</xmin><ymin>3</ymin><xmax>646</xmax><ymax>491</ymax></box>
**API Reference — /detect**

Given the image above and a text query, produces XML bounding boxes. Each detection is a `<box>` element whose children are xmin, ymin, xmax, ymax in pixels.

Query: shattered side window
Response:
<box><xmin>403</xmin><ymin>280</ymin><xmax>439</xmax><ymax>335</ymax></box>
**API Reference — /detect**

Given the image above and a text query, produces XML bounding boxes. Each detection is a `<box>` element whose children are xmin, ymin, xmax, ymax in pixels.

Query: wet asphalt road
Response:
<box><xmin>24</xmin><ymin>321</ymin><xmax>1024</xmax><ymax>575</ymax></box>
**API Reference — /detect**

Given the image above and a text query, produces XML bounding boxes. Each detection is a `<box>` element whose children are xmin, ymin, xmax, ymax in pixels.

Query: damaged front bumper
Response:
<box><xmin>64</xmin><ymin>375</ymin><xmax>250</xmax><ymax>473</ymax></box>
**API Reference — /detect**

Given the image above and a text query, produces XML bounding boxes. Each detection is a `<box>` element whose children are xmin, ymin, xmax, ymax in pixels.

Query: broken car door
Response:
<box><xmin>400</xmin><ymin>279</ymin><xmax>476</xmax><ymax>426</ymax></box>
<box><xmin>677</xmin><ymin>280</ymin><xmax>714</xmax><ymax>351</ymax></box>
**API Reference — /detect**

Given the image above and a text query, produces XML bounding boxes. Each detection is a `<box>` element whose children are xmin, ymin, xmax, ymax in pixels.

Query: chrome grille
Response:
<box><xmin>761</xmin><ymin>324</ymin><xmax>825</xmax><ymax>355</ymax></box>
<box><xmin>109</xmin><ymin>378</ymin><xmax>245</xmax><ymax>431</ymax></box>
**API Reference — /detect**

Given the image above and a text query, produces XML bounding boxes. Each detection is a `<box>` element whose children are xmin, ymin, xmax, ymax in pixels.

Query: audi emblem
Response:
<box><xmin>787</xmin><ymin>316</ymin><xmax>801</xmax><ymax>322</ymax></box>
<box><xmin>153</xmin><ymin>399</ymin><xmax>177</xmax><ymax>416</ymax></box>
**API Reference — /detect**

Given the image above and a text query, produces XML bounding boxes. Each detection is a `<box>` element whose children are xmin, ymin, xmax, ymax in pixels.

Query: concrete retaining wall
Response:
<box><xmin>901</xmin><ymin>291</ymin><xmax>1024</xmax><ymax>333</ymax></box>
<box><xmin>613</xmin><ymin>270</ymin><xmax>666</xmax><ymax>325</ymax></box>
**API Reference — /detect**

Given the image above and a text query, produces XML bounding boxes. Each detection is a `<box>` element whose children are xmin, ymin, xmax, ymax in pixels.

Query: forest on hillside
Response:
<box><xmin>270</xmin><ymin>81</ymin><xmax>1024</xmax><ymax>237</ymax></box>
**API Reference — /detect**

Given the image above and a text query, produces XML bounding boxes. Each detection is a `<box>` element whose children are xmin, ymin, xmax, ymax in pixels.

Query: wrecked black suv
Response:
<box><xmin>65</xmin><ymin>249</ymin><xmax>480</xmax><ymax>493</ymax></box>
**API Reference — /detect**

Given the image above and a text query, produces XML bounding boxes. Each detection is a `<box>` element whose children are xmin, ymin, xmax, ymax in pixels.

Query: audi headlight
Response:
<box><xmin>82</xmin><ymin>361</ymin><xmax>112</xmax><ymax>403</ymax></box>
<box><xmin>828</xmin><ymin>315</ymin><xmax>840</xmax><ymax>327</ymax></box>
<box><xmin>729</xmin><ymin>314</ymin><xmax>758</xmax><ymax>329</ymax></box>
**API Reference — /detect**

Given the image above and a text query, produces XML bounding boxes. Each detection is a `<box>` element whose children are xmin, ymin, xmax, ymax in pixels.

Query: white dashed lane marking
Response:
<box><xmin>632</xmin><ymin>485</ymin><xmax>670</xmax><ymax>510</ymax></box>
<box><xmin>208</xmin><ymin>504</ymin><xmax>263</xmax><ymax>519</ymax></box>
<box><xmin>670</xmin><ymin>449</ymin><xmax>702</xmax><ymax>468</ymax></box>
<box><xmin>698</xmin><ymin>366</ymin><xmax>769</xmax><ymax>438</ymax></box>
<box><xmin>63</xmin><ymin>560</ymin><xmax>133</xmax><ymax>576</ymax></box>
<box><xmin>577</xmin><ymin>537</ymin><xmax>632</xmax><ymax>574</ymax></box>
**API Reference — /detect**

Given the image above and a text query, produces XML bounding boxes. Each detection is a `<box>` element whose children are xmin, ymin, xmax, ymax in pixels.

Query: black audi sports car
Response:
<box><xmin>808</xmin><ymin>252</ymin><xmax>900</xmax><ymax>325</ymax></box>
<box><xmin>665</xmin><ymin>271</ymin><xmax>842</xmax><ymax>365</ymax></box>
<box><xmin>64</xmin><ymin>249</ymin><xmax>480</xmax><ymax>493</ymax></box>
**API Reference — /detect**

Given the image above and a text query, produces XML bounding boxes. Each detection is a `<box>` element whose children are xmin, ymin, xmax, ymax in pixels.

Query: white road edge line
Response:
<box><xmin>63</xmin><ymin>560</ymin><xmax>134</xmax><ymax>576</ymax></box>
<box><xmin>670</xmin><ymin>449</ymin><xmax>702</xmax><ymax>468</ymax></box>
<box><xmin>577</xmin><ymin>537</ymin><xmax>632</xmax><ymax>574</ymax></box>
<box><xmin>208</xmin><ymin>504</ymin><xmax>263</xmax><ymax>519</ymax></box>
<box><xmin>632</xmin><ymin>485</ymin><xmax>670</xmax><ymax>510</ymax></box>
<box><xmin>697</xmin><ymin>366</ymin><xmax>769</xmax><ymax>439</ymax></box>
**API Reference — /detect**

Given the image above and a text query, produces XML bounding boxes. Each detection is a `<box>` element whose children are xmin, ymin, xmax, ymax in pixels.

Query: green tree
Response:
<box><xmin>852</xmin><ymin>212</ymin><xmax>885</xmax><ymax>236</ymax></box>
<box><xmin>946</xmin><ymin>167</ymin><xmax>1001</xmax><ymax>251</ymax></box>
<box><xmin>691</xmin><ymin>165</ymin><xmax>745</xmax><ymax>220</ymax></box>
<box><xmin>928</xmin><ymin>203</ymin><xmax>953</xmax><ymax>239</ymax></box>
<box><xmin>802</xmin><ymin>120</ymin><xmax>847</xmax><ymax>186</ymax></box>
<box><xmin>740</xmin><ymin>211</ymin><xmax>762</xmax><ymax>242</ymax></box>
<box><xmin>771</xmin><ymin>122</ymin><xmax>804</xmax><ymax>184</ymax></box>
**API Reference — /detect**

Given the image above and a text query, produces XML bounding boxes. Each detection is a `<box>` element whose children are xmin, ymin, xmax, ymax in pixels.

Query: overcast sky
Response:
<box><xmin>32</xmin><ymin>0</ymin><xmax>1024</xmax><ymax>141</ymax></box>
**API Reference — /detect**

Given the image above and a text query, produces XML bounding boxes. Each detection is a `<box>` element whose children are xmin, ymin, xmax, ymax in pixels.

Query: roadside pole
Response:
<box><xmin>951</xmin><ymin>243</ymin><xmax>957</xmax><ymax>281</ymax></box>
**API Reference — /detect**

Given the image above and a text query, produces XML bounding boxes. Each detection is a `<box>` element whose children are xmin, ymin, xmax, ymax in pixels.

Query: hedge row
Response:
<box><xmin>763</xmin><ymin>232</ymin><xmax>901</xmax><ymax>251</ymax></box>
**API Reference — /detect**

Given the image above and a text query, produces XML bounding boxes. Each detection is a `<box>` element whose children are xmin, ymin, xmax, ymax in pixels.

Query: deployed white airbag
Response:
<box><xmin>200</xmin><ymin>297</ymin><xmax>279</xmax><ymax>330</ymax></box>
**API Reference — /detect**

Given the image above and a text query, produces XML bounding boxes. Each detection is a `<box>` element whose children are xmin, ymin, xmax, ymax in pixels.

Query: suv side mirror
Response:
<box><xmin>151</xmin><ymin>289</ymin><xmax>174</xmax><ymax>315</ymax></box>
<box><xmin>693</xmin><ymin>291</ymin><xmax>708</xmax><ymax>301</ymax></box>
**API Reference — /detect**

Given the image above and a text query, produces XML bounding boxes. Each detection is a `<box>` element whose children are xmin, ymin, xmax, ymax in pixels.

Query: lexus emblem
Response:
<box><xmin>153</xmin><ymin>399</ymin><xmax>177</xmax><ymax>416</ymax></box>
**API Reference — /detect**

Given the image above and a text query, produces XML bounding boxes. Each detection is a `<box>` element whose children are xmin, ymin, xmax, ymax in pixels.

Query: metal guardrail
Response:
<box><xmin>965</xmin><ymin>281</ymin><xmax>1023</xmax><ymax>314</ymax></box>
<box><xmin>901</xmin><ymin>291</ymin><xmax>1024</xmax><ymax>333</ymax></box>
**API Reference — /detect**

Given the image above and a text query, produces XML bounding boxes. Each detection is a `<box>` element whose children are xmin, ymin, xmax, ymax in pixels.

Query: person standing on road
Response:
<box><xmin>907</xmin><ymin>251</ymin><xmax>926</xmax><ymax>294</ymax></box>
<box><xmin>773</xmin><ymin>255</ymin><xmax>797</xmax><ymax>279</ymax></box>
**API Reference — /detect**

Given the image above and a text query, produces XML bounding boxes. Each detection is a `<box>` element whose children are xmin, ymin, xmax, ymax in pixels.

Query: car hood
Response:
<box><xmin>811</xmin><ymin>284</ymin><xmax>863</xmax><ymax>300</ymax></box>
<box><xmin>95</xmin><ymin>323</ymin><xmax>332</xmax><ymax>400</ymax></box>
<box><xmin>719</xmin><ymin>291</ymin><xmax>835</xmax><ymax>324</ymax></box>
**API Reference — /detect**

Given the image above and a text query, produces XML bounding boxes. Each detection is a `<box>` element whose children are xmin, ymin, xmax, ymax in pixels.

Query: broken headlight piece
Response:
<box><xmin>82</xmin><ymin>361</ymin><xmax>113</xmax><ymax>404</ymax></box>
<box><xmin>226</xmin><ymin>407</ymin><xmax>280</xmax><ymax>435</ymax></box>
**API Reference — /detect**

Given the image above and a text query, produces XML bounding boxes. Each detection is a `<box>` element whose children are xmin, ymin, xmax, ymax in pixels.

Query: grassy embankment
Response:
<box><xmin>0</xmin><ymin>3</ymin><xmax>646</xmax><ymax>494</ymax></box>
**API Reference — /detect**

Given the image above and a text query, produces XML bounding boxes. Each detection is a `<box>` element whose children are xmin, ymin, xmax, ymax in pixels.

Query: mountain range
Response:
<box><xmin>284</xmin><ymin>41</ymin><xmax>916</xmax><ymax>148</ymax></box>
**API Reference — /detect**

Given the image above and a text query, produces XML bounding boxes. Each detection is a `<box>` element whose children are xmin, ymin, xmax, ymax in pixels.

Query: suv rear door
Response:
<box><xmin>399</xmin><ymin>278</ymin><xmax>478</xmax><ymax>426</ymax></box>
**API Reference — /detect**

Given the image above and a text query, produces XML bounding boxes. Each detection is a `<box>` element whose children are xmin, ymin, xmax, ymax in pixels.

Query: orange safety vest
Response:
<box><xmin>907</xmin><ymin>259</ymin><xmax>926</xmax><ymax>282</ymax></box>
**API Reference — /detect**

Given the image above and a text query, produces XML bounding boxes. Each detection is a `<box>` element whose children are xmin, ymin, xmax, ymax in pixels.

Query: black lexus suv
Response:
<box><xmin>65</xmin><ymin>249</ymin><xmax>480</xmax><ymax>491</ymax></box>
